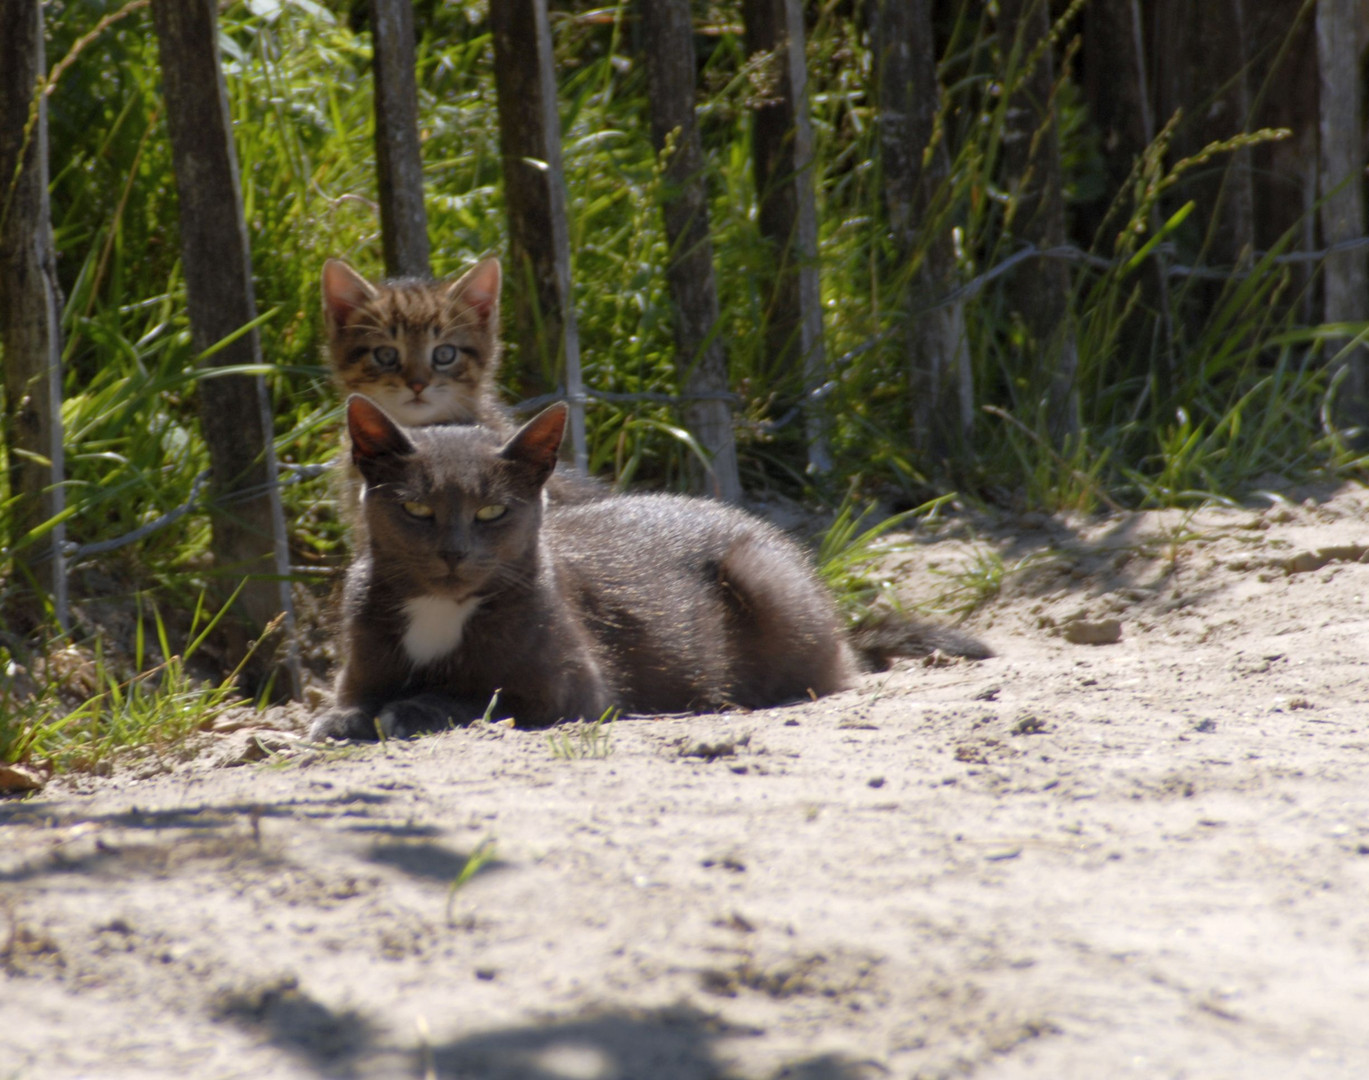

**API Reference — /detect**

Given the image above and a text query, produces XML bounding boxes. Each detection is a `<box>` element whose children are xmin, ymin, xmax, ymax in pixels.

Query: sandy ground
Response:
<box><xmin>5</xmin><ymin>484</ymin><xmax>1369</xmax><ymax>1079</ymax></box>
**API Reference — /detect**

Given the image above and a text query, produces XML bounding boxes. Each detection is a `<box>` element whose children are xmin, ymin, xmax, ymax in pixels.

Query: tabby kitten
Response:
<box><xmin>322</xmin><ymin>257</ymin><xmax>599</xmax><ymax>518</ymax></box>
<box><xmin>309</xmin><ymin>397</ymin><xmax>989</xmax><ymax>741</ymax></box>
<box><xmin>322</xmin><ymin>256</ymin><xmax>511</xmax><ymax>433</ymax></box>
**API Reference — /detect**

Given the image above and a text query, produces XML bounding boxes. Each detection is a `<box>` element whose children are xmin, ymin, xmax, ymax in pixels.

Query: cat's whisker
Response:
<box><xmin>486</xmin><ymin>565</ymin><xmax>538</xmax><ymax>595</ymax></box>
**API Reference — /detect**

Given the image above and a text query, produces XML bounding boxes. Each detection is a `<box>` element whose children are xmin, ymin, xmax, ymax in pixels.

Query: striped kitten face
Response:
<box><xmin>321</xmin><ymin>258</ymin><xmax>502</xmax><ymax>427</ymax></box>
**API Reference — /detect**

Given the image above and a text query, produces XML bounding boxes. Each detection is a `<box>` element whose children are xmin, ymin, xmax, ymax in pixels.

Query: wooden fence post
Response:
<box><xmin>1198</xmin><ymin>0</ymin><xmax>1256</xmax><ymax>269</ymax></box>
<box><xmin>370</xmin><ymin>0</ymin><xmax>431</xmax><ymax>279</ymax></box>
<box><xmin>0</xmin><ymin>0</ymin><xmax>68</xmax><ymax>631</ymax></box>
<box><xmin>641</xmin><ymin>0</ymin><xmax>742</xmax><ymax>502</ymax></box>
<box><xmin>1083</xmin><ymin>0</ymin><xmax>1180</xmax><ymax>378</ymax></box>
<box><xmin>741</xmin><ymin>0</ymin><xmax>832</xmax><ymax>476</ymax></box>
<box><xmin>1317</xmin><ymin>0</ymin><xmax>1369</xmax><ymax>436</ymax></box>
<box><xmin>998</xmin><ymin>0</ymin><xmax>1080</xmax><ymax>442</ymax></box>
<box><xmin>150</xmin><ymin>0</ymin><xmax>298</xmax><ymax>694</ymax></box>
<box><xmin>1080</xmin><ymin>0</ymin><xmax>1152</xmax><ymax>240</ymax></box>
<box><xmin>489</xmin><ymin>0</ymin><xmax>587</xmax><ymax>472</ymax></box>
<box><xmin>874</xmin><ymin>0</ymin><xmax>973</xmax><ymax>464</ymax></box>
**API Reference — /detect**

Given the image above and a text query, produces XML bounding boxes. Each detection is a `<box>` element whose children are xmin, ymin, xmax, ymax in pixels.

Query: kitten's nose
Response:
<box><xmin>409</xmin><ymin>379</ymin><xmax>428</xmax><ymax>396</ymax></box>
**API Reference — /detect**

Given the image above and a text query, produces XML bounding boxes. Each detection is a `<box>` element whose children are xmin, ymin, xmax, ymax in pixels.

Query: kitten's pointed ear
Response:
<box><xmin>500</xmin><ymin>403</ymin><xmax>567</xmax><ymax>482</ymax></box>
<box><xmin>347</xmin><ymin>395</ymin><xmax>414</xmax><ymax>465</ymax></box>
<box><xmin>322</xmin><ymin>260</ymin><xmax>379</xmax><ymax>330</ymax></box>
<box><xmin>444</xmin><ymin>257</ymin><xmax>501</xmax><ymax>328</ymax></box>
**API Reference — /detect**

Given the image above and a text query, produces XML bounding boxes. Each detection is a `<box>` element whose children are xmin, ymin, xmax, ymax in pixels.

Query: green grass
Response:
<box><xmin>1</xmin><ymin>1</ymin><xmax>1359</xmax><ymax>773</ymax></box>
<box><xmin>445</xmin><ymin>835</ymin><xmax>498</xmax><ymax>926</ymax></box>
<box><xmin>547</xmin><ymin>709</ymin><xmax>616</xmax><ymax>761</ymax></box>
<box><xmin>816</xmin><ymin>491</ymin><xmax>953</xmax><ymax>624</ymax></box>
<box><xmin>928</xmin><ymin>547</ymin><xmax>1008</xmax><ymax>619</ymax></box>
<box><xmin>1</xmin><ymin>586</ymin><xmax>275</xmax><ymax>772</ymax></box>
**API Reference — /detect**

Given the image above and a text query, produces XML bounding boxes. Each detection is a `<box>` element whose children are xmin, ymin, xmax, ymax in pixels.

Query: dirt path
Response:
<box><xmin>5</xmin><ymin>487</ymin><xmax>1369</xmax><ymax>1079</ymax></box>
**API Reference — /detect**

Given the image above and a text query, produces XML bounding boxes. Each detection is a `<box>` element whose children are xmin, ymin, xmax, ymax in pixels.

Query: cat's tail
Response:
<box><xmin>847</xmin><ymin>611</ymin><xmax>992</xmax><ymax>671</ymax></box>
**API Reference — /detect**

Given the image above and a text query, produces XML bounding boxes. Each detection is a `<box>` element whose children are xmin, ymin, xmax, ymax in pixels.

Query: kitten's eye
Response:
<box><xmin>401</xmin><ymin>501</ymin><xmax>435</xmax><ymax>519</ymax></box>
<box><xmin>474</xmin><ymin>504</ymin><xmax>506</xmax><ymax>522</ymax></box>
<box><xmin>431</xmin><ymin>344</ymin><xmax>457</xmax><ymax>368</ymax></box>
<box><xmin>374</xmin><ymin>346</ymin><xmax>400</xmax><ymax>369</ymax></box>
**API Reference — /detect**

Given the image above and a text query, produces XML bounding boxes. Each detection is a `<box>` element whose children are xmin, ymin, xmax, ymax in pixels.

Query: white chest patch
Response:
<box><xmin>401</xmin><ymin>595</ymin><xmax>481</xmax><ymax>667</ymax></box>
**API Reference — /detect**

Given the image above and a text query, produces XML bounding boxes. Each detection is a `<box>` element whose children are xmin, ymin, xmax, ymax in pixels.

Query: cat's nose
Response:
<box><xmin>439</xmin><ymin>547</ymin><xmax>467</xmax><ymax>572</ymax></box>
<box><xmin>409</xmin><ymin>379</ymin><xmax>428</xmax><ymax>395</ymax></box>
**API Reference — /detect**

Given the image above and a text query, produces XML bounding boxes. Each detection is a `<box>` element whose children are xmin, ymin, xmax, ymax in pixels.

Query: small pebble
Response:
<box><xmin>1063</xmin><ymin>619</ymin><xmax>1122</xmax><ymax>646</ymax></box>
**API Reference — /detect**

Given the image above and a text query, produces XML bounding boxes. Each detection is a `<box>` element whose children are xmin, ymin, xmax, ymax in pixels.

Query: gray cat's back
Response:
<box><xmin>548</xmin><ymin>492</ymin><xmax>787</xmax><ymax>564</ymax></box>
<box><xmin>545</xmin><ymin>493</ymin><xmax>854</xmax><ymax>712</ymax></box>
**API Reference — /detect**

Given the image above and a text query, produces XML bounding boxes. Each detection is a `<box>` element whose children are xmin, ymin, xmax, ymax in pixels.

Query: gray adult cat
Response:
<box><xmin>309</xmin><ymin>397</ymin><xmax>989</xmax><ymax>741</ymax></box>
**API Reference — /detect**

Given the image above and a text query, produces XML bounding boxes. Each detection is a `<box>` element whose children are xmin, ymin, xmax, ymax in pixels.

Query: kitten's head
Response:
<box><xmin>347</xmin><ymin>395</ymin><xmax>567</xmax><ymax>601</ymax></box>
<box><xmin>323</xmin><ymin>258</ymin><xmax>502</xmax><ymax>427</ymax></box>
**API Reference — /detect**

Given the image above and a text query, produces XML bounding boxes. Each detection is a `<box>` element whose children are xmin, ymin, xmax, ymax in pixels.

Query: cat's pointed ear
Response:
<box><xmin>322</xmin><ymin>259</ymin><xmax>379</xmax><ymax>329</ymax></box>
<box><xmin>500</xmin><ymin>403</ymin><xmax>567</xmax><ymax>483</ymax></box>
<box><xmin>347</xmin><ymin>395</ymin><xmax>414</xmax><ymax>466</ymax></box>
<box><xmin>444</xmin><ymin>257</ymin><xmax>501</xmax><ymax>328</ymax></box>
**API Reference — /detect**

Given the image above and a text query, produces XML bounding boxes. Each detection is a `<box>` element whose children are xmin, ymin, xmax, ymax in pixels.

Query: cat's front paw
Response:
<box><xmin>308</xmin><ymin>706</ymin><xmax>379</xmax><ymax>741</ymax></box>
<box><xmin>375</xmin><ymin>694</ymin><xmax>463</xmax><ymax>739</ymax></box>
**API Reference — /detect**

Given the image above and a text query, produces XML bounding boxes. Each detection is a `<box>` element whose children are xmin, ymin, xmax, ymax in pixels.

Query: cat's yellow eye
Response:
<box><xmin>475</xmin><ymin>504</ymin><xmax>506</xmax><ymax>522</ymax></box>
<box><xmin>401</xmin><ymin>500</ymin><xmax>434</xmax><ymax>519</ymax></box>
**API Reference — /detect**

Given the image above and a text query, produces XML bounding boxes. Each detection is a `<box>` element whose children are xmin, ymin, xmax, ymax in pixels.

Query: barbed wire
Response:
<box><xmin>60</xmin><ymin>470</ymin><xmax>211</xmax><ymax>561</ymax></box>
<box><xmin>59</xmin><ymin>462</ymin><xmax>328</xmax><ymax>563</ymax></box>
<box><xmin>923</xmin><ymin>235</ymin><xmax>1369</xmax><ymax>312</ymax></box>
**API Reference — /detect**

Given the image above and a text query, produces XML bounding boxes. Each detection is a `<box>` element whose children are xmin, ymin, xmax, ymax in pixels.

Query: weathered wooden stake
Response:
<box><xmin>489</xmin><ymin>0</ymin><xmax>587</xmax><ymax>472</ymax></box>
<box><xmin>998</xmin><ymin>0</ymin><xmax>1080</xmax><ymax>442</ymax></box>
<box><xmin>641</xmin><ymin>0</ymin><xmax>742</xmax><ymax>502</ymax></box>
<box><xmin>741</xmin><ymin>0</ymin><xmax>831</xmax><ymax>475</ymax></box>
<box><xmin>874</xmin><ymin>0</ymin><xmax>973</xmax><ymax>463</ymax></box>
<box><xmin>1083</xmin><ymin>0</ymin><xmax>1177</xmax><ymax>377</ymax></box>
<box><xmin>1199</xmin><ymin>0</ymin><xmax>1256</xmax><ymax>269</ymax></box>
<box><xmin>151</xmin><ymin>0</ymin><xmax>298</xmax><ymax>694</ymax></box>
<box><xmin>370</xmin><ymin>0</ymin><xmax>431</xmax><ymax>279</ymax></box>
<box><xmin>1081</xmin><ymin>0</ymin><xmax>1152</xmax><ymax>237</ymax></box>
<box><xmin>0</xmin><ymin>0</ymin><xmax>67</xmax><ymax>630</ymax></box>
<box><xmin>1317</xmin><ymin>0</ymin><xmax>1369</xmax><ymax>436</ymax></box>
